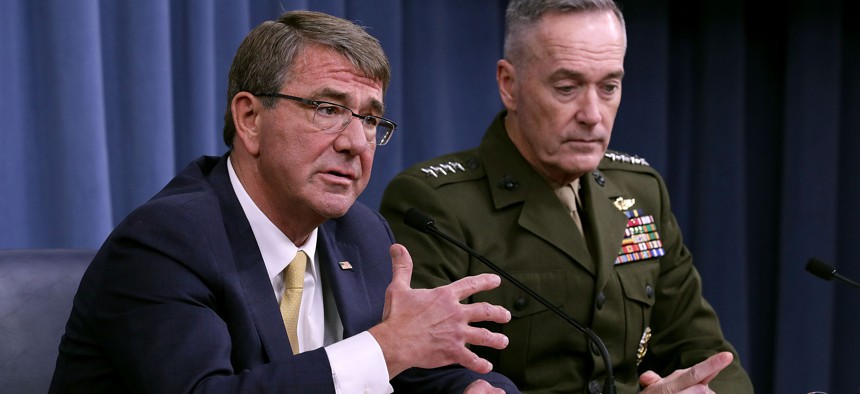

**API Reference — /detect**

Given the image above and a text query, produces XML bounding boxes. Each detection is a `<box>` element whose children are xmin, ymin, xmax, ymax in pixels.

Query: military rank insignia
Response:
<box><xmin>419</xmin><ymin>161</ymin><xmax>466</xmax><ymax>177</ymax></box>
<box><xmin>615</xmin><ymin>208</ymin><xmax>665</xmax><ymax>264</ymax></box>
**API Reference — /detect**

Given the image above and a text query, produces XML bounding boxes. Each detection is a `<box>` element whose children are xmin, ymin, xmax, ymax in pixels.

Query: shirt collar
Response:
<box><xmin>227</xmin><ymin>156</ymin><xmax>319</xmax><ymax>282</ymax></box>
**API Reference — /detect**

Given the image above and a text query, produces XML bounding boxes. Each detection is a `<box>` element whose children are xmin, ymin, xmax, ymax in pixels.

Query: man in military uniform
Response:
<box><xmin>381</xmin><ymin>0</ymin><xmax>754</xmax><ymax>392</ymax></box>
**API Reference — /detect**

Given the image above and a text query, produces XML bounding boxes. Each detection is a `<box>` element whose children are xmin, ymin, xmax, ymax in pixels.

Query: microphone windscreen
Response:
<box><xmin>404</xmin><ymin>208</ymin><xmax>435</xmax><ymax>233</ymax></box>
<box><xmin>805</xmin><ymin>257</ymin><xmax>836</xmax><ymax>281</ymax></box>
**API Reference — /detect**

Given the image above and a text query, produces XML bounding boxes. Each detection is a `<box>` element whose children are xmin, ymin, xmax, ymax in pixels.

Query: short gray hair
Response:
<box><xmin>503</xmin><ymin>0</ymin><xmax>626</xmax><ymax>65</ymax></box>
<box><xmin>222</xmin><ymin>10</ymin><xmax>391</xmax><ymax>148</ymax></box>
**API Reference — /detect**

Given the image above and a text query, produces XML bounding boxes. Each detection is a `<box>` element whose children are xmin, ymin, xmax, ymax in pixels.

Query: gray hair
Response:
<box><xmin>503</xmin><ymin>0</ymin><xmax>626</xmax><ymax>65</ymax></box>
<box><xmin>222</xmin><ymin>10</ymin><xmax>391</xmax><ymax>148</ymax></box>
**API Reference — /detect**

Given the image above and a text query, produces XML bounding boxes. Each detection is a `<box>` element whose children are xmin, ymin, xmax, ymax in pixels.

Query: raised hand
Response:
<box><xmin>369</xmin><ymin>244</ymin><xmax>512</xmax><ymax>378</ymax></box>
<box><xmin>639</xmin><ymin>352</ymin><xmax>733</xmax><ymax>394</ymax></box>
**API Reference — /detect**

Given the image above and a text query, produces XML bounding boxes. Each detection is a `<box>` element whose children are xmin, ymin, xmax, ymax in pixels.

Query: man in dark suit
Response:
<box><xmin>49</xmin><ymin>10</ymin><xmax>513</xmax><ymax>393</ymax></box>
<box><xmin>380</xmin><ymin>0</ymin><xmax>754</xmax><ymax>393</ymax></box>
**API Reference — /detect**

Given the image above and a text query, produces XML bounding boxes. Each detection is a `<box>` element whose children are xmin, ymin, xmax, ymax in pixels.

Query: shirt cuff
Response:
<box><xmin>325</xmin><ymin>331</ymin><xmax>393</xmax><ymax>394</ymax></box>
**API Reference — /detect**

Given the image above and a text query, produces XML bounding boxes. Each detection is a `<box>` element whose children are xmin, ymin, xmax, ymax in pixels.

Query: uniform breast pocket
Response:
<box><xmin>471</xmin><ymin>270</ymin><xmax>569</xmax><ymax>385</ymax></box>
<box><xmin>471</xmin><ymin>269</ymin><xmax>567</xmax><ymax>318</ymax></box>
<box><xmin>616</xmin><ymin>261</ymin><xmax>659</xmax><ymax>363</ymax></box>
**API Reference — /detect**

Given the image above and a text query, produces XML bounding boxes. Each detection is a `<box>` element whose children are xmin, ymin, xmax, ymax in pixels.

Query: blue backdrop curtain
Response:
<box><xmin>1</xmin><ymin>0</ymin><xmax>858</xmax><ymax>392</ymax></box>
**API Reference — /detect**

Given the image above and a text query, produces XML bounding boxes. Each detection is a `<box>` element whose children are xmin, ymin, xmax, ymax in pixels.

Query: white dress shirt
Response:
<box><xmin>228</xmin><ymin>157</ymin><xmax>392</xmax><ymax>393</ymax></box>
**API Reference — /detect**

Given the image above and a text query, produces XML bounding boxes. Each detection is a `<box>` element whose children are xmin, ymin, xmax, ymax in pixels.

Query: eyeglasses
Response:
<box><xmin>252</xmin><ymin>93</ymin><xmax>397</xmax><ymax>146</ymax></box>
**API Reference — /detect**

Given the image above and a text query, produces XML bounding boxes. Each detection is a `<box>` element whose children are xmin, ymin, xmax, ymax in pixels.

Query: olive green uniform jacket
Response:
<box><xmin>380</xmin><ymin>112</ymin><xmax>753</xmax><ymax>393</ymax></box>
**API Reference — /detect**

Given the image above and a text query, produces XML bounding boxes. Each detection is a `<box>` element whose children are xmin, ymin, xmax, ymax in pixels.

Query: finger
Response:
<box><xmin>445</xmin><ymin>273</ymin><xmax>502</xmax><ymax>300</ymax></box>
<box><xmin>454</xmin><ymin>348</ymin><xmax>494</xmax><ymax>375</ymax></box>
<box><xmin>462</xmin><ymin>301</ymin><xmax>511</xmax><ymax>324</ymax></box>
<box><xmin>700</xmin><ymin>352</ymin><xmax>733</xmax><ymax>385</ymax></box>
<box><xmin>638</xmin><ymin>370</ymin><xmax>662</xmax><ymax>387</ymax></box>
<box><xmin>463</xmin><ymin>325</ymin><xmax>509</xmax><ymax>350</ymax></box>
<box><xmin>388</xmin><ymin>244</ymin><xmax>413</xmax><ymax>290</ymax></box>
<box><xmin>670</xmin><ymin>352</ymin><xmax>733</xmax><ymax>389</ymax></box>
<box><xmin>464</xmin><ymin>379</ymin><xmax>506</xmax><ymax>394</ymax></box>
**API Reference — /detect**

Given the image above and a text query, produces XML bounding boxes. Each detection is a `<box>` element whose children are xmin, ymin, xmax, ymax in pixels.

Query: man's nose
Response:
<box><xmin>574</xmin><ymin>88</ymin><xmax>602</xmax><ymax>126</ymax></box>
<box><xmin>333</xmin><ymin>116</ymin><xmax>372</xmax><ymax>154</ymax></box>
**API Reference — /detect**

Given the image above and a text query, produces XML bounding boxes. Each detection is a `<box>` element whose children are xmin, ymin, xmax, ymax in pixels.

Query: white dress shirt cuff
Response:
<box><xmin>325</xmin><ymin>331</ymin><xmax>393</xmax><ymax>394</ymax></box>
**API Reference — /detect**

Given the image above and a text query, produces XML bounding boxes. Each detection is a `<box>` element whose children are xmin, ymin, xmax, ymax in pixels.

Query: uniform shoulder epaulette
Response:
<box><xmin>603</xmin><ymin>151</ymin><xmax>650</xmax><ymax>167</ymax></box>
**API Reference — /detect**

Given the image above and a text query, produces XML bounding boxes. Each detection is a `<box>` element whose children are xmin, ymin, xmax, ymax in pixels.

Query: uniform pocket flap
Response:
<box><xmin>616</xmin><ymin>262</ymin><xmax>658</xmax><ymax>306</ymax></box>
<box><xmin>473</xmin><ymin>269</ymin><xmax>567</xmax><ymax>318</ymax></box>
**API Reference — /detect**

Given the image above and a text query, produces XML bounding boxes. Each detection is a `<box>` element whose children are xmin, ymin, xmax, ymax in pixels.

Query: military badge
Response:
<box><xmin>637</xmin><ymin>326</ymin><xmax>652</xmax><ymax>366</ymax></box>
<box><xmin>612</xmin><ymin>196</ymin><xmax>635</xmax><ymax>211</ymax></box>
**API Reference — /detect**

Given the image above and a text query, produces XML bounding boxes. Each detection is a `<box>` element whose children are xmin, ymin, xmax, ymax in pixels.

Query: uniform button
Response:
<box><xmin>588</xmin><ymin>379</ymin><xmax>601</xmax><ymax>393</ymax></box>
<box><xmin>645</xmin><ymin>284</ymin><xmax>654</xmax><ymax>299</ymax></box>
<box><xmin>498</xmin><ymin>176</ymin><xmax>519</xmax><ymax>191</ymax></box>
<box><xmin>513</xmin><ymin>297</ymin><xmax>528</xmax><ymax>311</ymax></box>
<box><xmin>592</xmin><ymin>170</ymin><xmax>606</xmax><ymax>187</ymax></box>
<box><xmin>590</xmin><ymin>340</ymin><xmax>601</xmax><ymax>356</ymax></box>
<box><xmin>595</xmin><ymin>292</ymin><xmax>606</xmax><ymax>310</ymax></box>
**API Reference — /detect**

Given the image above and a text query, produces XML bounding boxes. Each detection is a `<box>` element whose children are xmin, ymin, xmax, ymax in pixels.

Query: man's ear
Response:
<box><xmin>497</xmin><ymin>59</ymin><xmax>517</xmax><ymax>112</ymax></box>
<box><xmin>231</xmin><ymin>91</ymin><xmax>261</xmax><ymax>156</ymax></box>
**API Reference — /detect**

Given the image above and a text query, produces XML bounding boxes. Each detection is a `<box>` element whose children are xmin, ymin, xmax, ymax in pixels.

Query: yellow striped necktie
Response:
<box><xmin>279</xmin><ymin>250</ymin><xmax>307</xmax><ymax>355</ymax></box>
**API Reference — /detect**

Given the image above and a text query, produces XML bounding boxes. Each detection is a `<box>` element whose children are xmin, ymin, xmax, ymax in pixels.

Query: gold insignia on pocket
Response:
<box><xmin>613</xmin><ymin>196</ymin><xmax>636</xmax><ymax>211</ymax></box>
<box><xmin>637</xmin><ymin>326</ymin><xmax>652</xmax><ymax>366</ymax></box>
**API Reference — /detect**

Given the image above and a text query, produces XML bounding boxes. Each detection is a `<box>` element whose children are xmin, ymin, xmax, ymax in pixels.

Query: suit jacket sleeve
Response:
<box><xmin>52</xmin><ymin>193</ymin><xmax>337</xmax><ymax>393</ymax></box>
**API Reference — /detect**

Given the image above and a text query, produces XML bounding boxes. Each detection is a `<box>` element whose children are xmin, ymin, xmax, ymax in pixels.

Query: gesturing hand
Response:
<box><xmin>369</xmin><ymin>244</ymin><xmax>512</xmax><ymax>379</ymax></box>
<box><xmin>639</xmin><ymin>352</ymin><xmax>733</xmax><ymax>394</ymax></box>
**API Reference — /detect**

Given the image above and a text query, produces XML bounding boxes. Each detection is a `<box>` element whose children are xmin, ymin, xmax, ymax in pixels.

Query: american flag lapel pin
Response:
<box><xmin>338</xmin><ymin>261</ymin><xmax>353</xmax><ymax>270</ymax></box>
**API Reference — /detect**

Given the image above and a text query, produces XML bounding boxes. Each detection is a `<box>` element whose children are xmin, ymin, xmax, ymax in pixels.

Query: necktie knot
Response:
<box><xmin>555</xmin><ymin>179</ymin><xmax>583</xmax><ymax>235</ymax></box>
<box><xmin>284</xmin><ymin>251</ymin><xmax>307</xmax><ymax>289</ymax></box>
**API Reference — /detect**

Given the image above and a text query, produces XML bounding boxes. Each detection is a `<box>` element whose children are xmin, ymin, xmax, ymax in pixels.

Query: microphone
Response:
<box><xmin>805</xmin><ymin>257</ymin><xmax>860</xmax><ymax>290</ymax></box>
<box><xmin>404</xmin><ymin>208</ymin><xmax>616</xmax><ymax>394</ymax></box>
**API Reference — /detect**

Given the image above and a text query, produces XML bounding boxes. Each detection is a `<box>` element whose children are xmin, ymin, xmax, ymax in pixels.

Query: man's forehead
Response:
<box><xmin>547</xmin><ymin>67</ymin><xmax>625</xmax><ymax>81</ymax></box>
<box><xmin>307</xmin><ymin>86</ymin><xmax>385</xmax><ymax>114</ymax></box>
<box><xmin>290</xmin><ymin>45</ymin><xmax>383</xmax><ymax>89</ymax></box>
<box><xmin>523</xmin><ymin>12</ymin><xmax>626</xmax><ymax>72</ymax></box>
<box><xmin>285</xmin><ymin>47</ymin><xmax>384</xmax><ymax>109</ymax></box>
<box><xmin>532</xmin><ymin>10</ymin><xmax>625</xmax><ymax>46</ymax></box>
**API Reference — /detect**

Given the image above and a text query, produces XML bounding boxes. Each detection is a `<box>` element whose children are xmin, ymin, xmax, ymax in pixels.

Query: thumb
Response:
<box><xmin>639</xmin><ymin>370</ymin><xmax>662</xmax><ymax>387</ymax></box>
<box><xmin>389</xmin><ymin>244</ymin><xmax>414</xmax><ymax>289</ymax></box>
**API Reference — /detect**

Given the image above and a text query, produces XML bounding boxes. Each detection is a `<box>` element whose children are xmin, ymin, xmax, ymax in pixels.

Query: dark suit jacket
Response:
<box><xmin>50</xmin><ymin>154</ymin><xmax>394</xmax><ymax>393</ymax></box>
<box><xmin>381</xmin><ymin>112</ymin><xmax>754</xmax><ymax>393</ymax></box>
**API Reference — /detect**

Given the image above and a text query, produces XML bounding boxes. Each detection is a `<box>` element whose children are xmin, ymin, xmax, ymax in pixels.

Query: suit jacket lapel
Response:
<box><xmin>209</xmin><ymin>154</ymin><xmax>294</xmax><ymax>362</ymax></box>
<box><xmin>317</xmin><ymin>223</ymin><xmax>373</xmax><ymax>338</ymax></box>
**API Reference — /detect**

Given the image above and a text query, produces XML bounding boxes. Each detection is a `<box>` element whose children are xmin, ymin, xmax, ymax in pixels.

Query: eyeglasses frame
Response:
<box><xmin>251</xmin><ymin>92</ymin><xmax>397</xmax><ymax>146</ymax></box>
